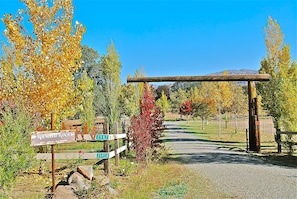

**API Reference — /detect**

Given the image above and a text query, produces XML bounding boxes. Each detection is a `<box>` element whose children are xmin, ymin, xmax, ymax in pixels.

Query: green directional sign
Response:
<box><xmin>95</xmin><ymin>134</ymin><xmax>109</xmax><ymax>140</ymax></box>
<box><xmin>96</xmin><ymin>153</ymin><xmax>109</xmax><ymax>159</ymax></box>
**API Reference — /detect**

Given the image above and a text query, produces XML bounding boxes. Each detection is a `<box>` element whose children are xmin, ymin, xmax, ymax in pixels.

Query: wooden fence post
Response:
<box><xmin>122</xmin><ymin>121</ymin><xmax>126</xmax><ymax>156</ymax></box>
<box><xmin>104</xmin><ymin>123</ymin><xmax>110</xmax><ymax>175</ymax></box>
<box><xmin>276</xmin><ymin>132</ymin><xmax>282</xmax><ymax>153</ymax></box>
<box><xmin>115</xmin><ymin>123</ymin><xmax>119</xmax><ymax>166</ymax></box>
<box><xmin>127</xmin><ymin>129</ymin><xmax>131</xmax><ymax>153</ymax></box>
<box><xmin>51</xmin><ymin>113</ymin><xmax>56</xmax><ymax>192</ymax></box>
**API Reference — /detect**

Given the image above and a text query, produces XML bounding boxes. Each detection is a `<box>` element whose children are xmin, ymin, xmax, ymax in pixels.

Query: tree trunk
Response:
<box><xmin>235</xmin><ymin>113</ymin><xmax>238</xmax><ymax>134</ymax></box>
<box><xmin>201</xmin><ymin>117</ymin><xmax>204</xmax><ymax>130</ymax></box>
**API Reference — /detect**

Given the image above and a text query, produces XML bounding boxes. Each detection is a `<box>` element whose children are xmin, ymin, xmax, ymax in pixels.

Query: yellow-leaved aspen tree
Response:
<box><xmin>76</xmin><ymin>70</ymin><xmax>95</xmax><ymax>133</ymax></box>
<box><xmin>156</xmin><ymin>91</ymin><xmax>170</xmax><ymax>116</ymax></box>
<box><xmin>258</xmin><ymin>16</ymin><xmax>285</xmax><ymax>131</ymax></box>
<box><xmin>0</xmin><ymin>0</ymin><xmax>85</xmax><ymax>125</ymax></box>
<box><xmin>278</xmin><ymin>45</ymin><xmax>297</xmax><ymax>131</ymax></box>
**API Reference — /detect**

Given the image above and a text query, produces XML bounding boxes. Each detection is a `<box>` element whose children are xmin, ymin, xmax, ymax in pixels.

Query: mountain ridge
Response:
<box><xmin>209</xmin><ymin>69</ymin><xmax>258</xmax><ymax>75</ymax></box>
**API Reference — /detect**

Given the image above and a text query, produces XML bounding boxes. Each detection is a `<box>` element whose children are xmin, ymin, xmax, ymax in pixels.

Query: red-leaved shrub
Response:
<box><xmin>129</xmin><ymin>83</ymin><xmax>164</xmax><ymax>162</ymax></box>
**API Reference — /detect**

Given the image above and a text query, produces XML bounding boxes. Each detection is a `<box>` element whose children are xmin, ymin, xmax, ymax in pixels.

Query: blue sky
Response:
<box><xmin>0</xmin><ymin>0</ymin><xmax>296</xmax><ymax>82</ymax></box>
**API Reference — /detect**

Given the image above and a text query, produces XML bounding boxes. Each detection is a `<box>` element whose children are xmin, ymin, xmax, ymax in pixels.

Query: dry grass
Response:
<box><xmin>110</xmin><ymin>160</ymin><xmax>228</xmax><ymax>199</ymax></box>
<box><xmin>8</xmin><ymin>155</ymin><xmax>229</xmax><ymax>199</ymax></box>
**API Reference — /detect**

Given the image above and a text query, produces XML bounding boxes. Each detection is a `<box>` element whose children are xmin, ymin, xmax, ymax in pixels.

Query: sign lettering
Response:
<box><xmin>31</xmin><ymin>130</ymin><xmax>76</xmax><ymax>146</ymax></box>
<box><xmin>95</xmin><ymin>134</ymin><xmax>109</xmax><ymax>140</ymax></box>
<box><xmin>96</xmin><ymin>153</ymin><xmax>109</xmax><ymax>159</ymax></box>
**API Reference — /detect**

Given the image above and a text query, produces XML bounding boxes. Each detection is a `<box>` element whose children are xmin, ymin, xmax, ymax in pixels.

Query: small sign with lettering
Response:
<box><xmin>95</xmin><ymin>134</ymin><xmax>110</xmax><ymax>141</ymax></box>
<box><xmin>31</xmin><ymin>130</ymin><xmax>76</xmax><ymax>146</ymax></box>
<box><xmin>96</xmin><ymin>153</ymin><xmax>109</xmax><ymax>159</ymax></box>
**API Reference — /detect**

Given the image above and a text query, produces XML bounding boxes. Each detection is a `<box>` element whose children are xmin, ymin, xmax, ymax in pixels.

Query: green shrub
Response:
<box><xmin>0</xmin><ymin>103</ymin><xmax>35</xmax><ymax>195</ymax></box>
<box><xmin>157</xmin><ymin>183</ymin><xmax>188</xmax><ymax>199</ymax></box>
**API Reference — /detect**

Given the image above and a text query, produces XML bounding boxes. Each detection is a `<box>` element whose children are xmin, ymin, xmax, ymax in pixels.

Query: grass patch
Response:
<box><xmin>55</xmin><ymin>141</ymin><xmax>104</xmax><ymax>151</ymax></box>
<box><xmin>112</xmin><ymin>160</ymin><xmax>228</xmax><ymax>199</ymax></box>
<box><xmin>156</xmin><ymin>183</ymin><xmax>188</xmax><ymax>199</ymax></box>
<box><xmin>178</xmin><ymin>119</ymin><xmax>276</xmax><ymax>152</ymax></box>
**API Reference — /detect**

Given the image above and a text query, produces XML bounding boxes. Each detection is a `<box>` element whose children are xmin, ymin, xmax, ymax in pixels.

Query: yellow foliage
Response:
<box><xmin>0</xmin><ymin>0</ymin><xmax>85</xmax><ymax>125</ymax></box>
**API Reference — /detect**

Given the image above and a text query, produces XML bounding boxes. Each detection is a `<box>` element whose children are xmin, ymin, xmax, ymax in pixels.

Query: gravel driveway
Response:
<box><xmin>164</xmin><ymin>121</ymin><xmax>297</xmax><ymax>199</ymax></box>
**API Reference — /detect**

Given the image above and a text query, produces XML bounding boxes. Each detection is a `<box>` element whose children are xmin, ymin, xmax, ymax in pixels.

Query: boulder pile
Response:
<box><xmin>51</xmin><ymin>165</ymin><xmax>114</xmax><ymax>199</ymax></box>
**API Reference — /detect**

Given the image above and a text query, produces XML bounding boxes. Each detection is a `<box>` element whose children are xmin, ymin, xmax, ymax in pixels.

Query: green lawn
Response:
<box><xmin>177</xmin><ymin>118</ymin><xmax>277</xmax><ymax>152</ymax></box>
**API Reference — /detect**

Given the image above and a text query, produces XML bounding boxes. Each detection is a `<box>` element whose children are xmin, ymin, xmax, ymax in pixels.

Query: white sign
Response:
<box><xmin>31</xmin><ymin>130</ymin><xmax>76</xmax><ymax>146</ymax></box>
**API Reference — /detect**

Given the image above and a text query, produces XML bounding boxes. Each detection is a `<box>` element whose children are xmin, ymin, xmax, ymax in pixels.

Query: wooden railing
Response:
<box><xmin>36</xmin><ymin>118</ymin><xmax>131</xmax><ymax>175</ymax></box>
<box><xmin>275</xmin><ymin>131</ymin><xmax>297</xmax><ymax>153</ymax></box>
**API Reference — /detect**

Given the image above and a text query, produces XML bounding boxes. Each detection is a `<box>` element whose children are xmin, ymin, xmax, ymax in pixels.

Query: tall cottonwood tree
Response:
<box><xmin>278</xmin><ymin>46</ymin><xmax>297</xmax><ymax>131</ymax></box>
<box><xmin>156</xmin><ymin>91</ymin><xmax>169</xmax><ymax>116</ymax></box>
<box><xmin>258</xmin><ymin>16</ymin><xmax>283</xmax><ymax>131</ymax></box>
<box><xmin>122</xmin><ymin>69</ymin><xmax>146</xmax><ymax>117</ymax></box>
<box><xmin>257</xmin><ymin>16</ymin><xmax>297</xmax><ymax>131</ymax></box>
<box><xmin>170</xmin><ymin>88</ymin><xmax>187</xmax><ymax>114</ymax></box>
<box><xmin>0</xmin><ymin>0</ymin><xmax>85</xmax><ymax>124</ymax></box>
<box><xmin>76</xmin><ymin>71</ymin><xmax>95</xmax><ymax>133</ymax></box>
<box><xmin>119</xmin><ymin>84</ymin><xmax>134</xmax><ymax>117</ymax></box>
<box><xmin>98</xmin><ymin>41</ymin><xmax>122</xmax><ymax>133</ymax></box>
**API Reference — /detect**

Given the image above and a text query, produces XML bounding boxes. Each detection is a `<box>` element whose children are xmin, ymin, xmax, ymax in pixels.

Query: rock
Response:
<box><xmin>52</xmin><ymin>185</ymin><xmax>78</xmax><ymax>199</ymax></box>
<box><xmin>68</xmin><ymin>171</ymin><xmax>91</xmax><ymax>191</ymax></box>
<box><xmin>77</xmin><ymin>165</ymin><xmax>93</xmax><ymax>180</ymax></box>
<box><xmin>108</xmin><ymin>186</ymin><xmax>118</xmax><ymax>196</ymax></box>
<box><xmin>93</xmin><ymin>175</ymin><xmax>110</xmax><ymax>186</ymax></box>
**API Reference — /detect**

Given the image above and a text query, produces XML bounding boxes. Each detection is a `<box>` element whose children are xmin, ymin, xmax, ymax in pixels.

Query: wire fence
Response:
<box><xmin>209</xmin><ymin>115</ymin><xmax>276</xmax><ymax>135</ymax></box>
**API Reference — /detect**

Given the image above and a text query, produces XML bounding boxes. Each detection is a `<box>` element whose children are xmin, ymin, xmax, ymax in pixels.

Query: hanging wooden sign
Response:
<box><xmin>30</xmin><ymin>130</ymin><xmax>76</xmax><ymax>146</ymax></box>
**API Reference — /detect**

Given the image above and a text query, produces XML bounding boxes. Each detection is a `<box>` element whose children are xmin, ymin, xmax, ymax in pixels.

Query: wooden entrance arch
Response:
<box><xmin>127</xmin><ymin>74</ymin><xmax>270</xmax><ymax>152</ymax></box>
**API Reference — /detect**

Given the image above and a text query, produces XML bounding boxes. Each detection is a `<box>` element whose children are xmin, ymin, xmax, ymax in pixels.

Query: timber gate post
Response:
<box><xmin>248</xmin><ymin>81</ymin><xmax>261</xmax><ymax>152</ymax></box>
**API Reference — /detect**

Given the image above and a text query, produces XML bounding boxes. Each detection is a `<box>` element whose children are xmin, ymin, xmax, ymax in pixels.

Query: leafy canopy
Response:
<box><xmin>258</xmin><ymin>16</ymin><xmax>297</xmax><ymax>131</ymax></box>
<box><xmin>0</xmin><ymin>0</ymin><xmax>85</xmax><ymax>124</ymax></box>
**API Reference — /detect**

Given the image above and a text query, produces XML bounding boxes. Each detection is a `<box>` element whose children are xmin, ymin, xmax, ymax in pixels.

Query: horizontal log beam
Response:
<box><xmin>127</xmin><ymin>74</ymin><xmax>270</xmax><ymax>83</ymax></box>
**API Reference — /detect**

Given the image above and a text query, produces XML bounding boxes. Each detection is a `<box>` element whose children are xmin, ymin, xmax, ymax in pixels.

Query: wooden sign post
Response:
<box><xmin>30</xmin><ymin>114</ymin><xmax>76</xmax><ymax>192</ymax></box>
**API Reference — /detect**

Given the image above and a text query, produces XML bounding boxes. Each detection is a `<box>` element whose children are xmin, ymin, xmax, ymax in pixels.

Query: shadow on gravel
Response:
<box><xmin>165</xmin><ymin>141</ymin><xmax>297</xmax><ymax>168</ymax></box>
<box><xmin>260</xmin><ymin>154</ymin><xmax>297</xmax><ymax>168</ymax></box>
<box><xmin>167</xmin><ymin>152</ymin><xmax>265</xmax><ymax>165</ymax></box>
<box><xmin>163</xmin><ymin>124</ymin><xmax>297</xmax><ymax>168</ymax></box>
<box><xmin>165</xmin><ymin>127</ymin><xmax>184</xmax><ymax>130</ymax></box>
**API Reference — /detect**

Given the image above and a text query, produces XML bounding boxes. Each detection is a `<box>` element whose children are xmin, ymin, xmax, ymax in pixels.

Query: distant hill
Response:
<box><xmin>208</xmin><ymin>69</ymin><xmax>259</xmax><ymax>86</ymax></box>
<box><xmin>209</xmin><ymin>69</ymin><xmax>258</xmax><ymax>75</ymax></box>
